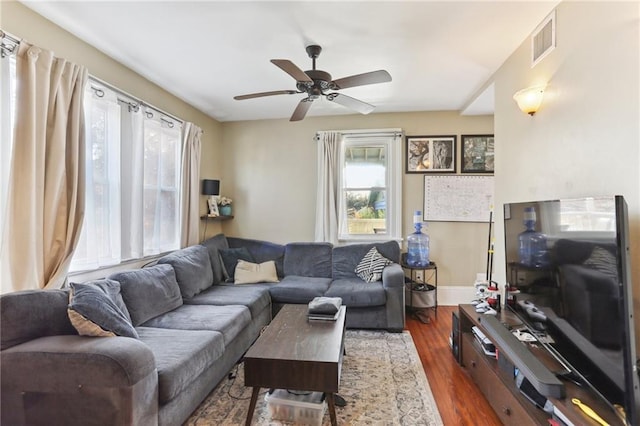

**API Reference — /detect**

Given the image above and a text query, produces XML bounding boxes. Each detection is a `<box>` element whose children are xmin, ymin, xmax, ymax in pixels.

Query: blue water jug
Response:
<box><xmin>407</xmin><ymin>211</ymin><xmax>430</xmax><ymax>267</ymax></box>
<box><xmin>518</xmin><ymin>207</ymin><xmax>548</xmax><ymax>267</ymax></box>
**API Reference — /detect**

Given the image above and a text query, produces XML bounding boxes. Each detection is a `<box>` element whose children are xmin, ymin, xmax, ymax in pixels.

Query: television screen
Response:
<box><xmin>503</xmin><ymin>195</ymin><xmax>639</xmax><ymax>425</ymax></box>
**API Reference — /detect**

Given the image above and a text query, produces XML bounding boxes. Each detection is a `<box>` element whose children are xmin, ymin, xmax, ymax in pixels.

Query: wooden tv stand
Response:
<box><xmin>457</xmin><ymin>304</ymin><xmax>623</xmax><ymax>426</ymax></box>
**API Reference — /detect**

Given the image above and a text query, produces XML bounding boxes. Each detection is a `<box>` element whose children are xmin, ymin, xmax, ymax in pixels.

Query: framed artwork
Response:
<box><xmin>461</xmin><ymin>134</ymin><xmax>494</xmax><ymax>174</ymax></box>
<box><xmin>405</xmin><ymin>135</ymin><xmax>456</xmax><ymax>173</ymax></box>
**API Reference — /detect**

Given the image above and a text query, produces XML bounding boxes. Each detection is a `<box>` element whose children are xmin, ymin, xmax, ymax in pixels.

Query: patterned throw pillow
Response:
<box><xmin>67</xmin><ymin>280</ymin><xmax>139</xmax><ymax>338</ymax></box>
<box><xmin>355</xmin><ymin>247</ymin><xmax>394</xmax><ymax>283</ymax></box>
<box><xmin>584</xmin><ymin>246</ymin><xmax>618</xmax><ymax>279</ymax></box>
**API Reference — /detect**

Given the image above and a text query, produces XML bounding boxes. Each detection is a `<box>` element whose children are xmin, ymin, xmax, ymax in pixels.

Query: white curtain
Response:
<box><xmin>0</xmin><ymin>50</ymin><xmax>15</xmax><ymax>259</ymax></box>
<box><xmin>314</xmin><ymin>131</ymin><xmax>342</xmax><ymax>244</ymax></box>
<box><xmin>180</xmin><ymin>122</ymin><xmax>202</xmax><ymax>247</ymax></box>
<box><xmin>120</xmin><ymin>102</ymin><xmax>144</xmax><ymax>259</ymax></box>
<box><xmin>1</xmin><ymin>41</ymin><xmax>88</xmax><ymax>292</ymax></box>
<box><xmin>71</xmin><ymin>86</ymin><xmax>122</xmax><ymax>271</ymax></box>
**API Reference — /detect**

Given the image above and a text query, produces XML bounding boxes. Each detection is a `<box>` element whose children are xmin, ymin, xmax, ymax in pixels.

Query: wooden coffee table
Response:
<box><xmin>243</xmin><ymin>304</ymin><xmax>347</xmax><ymax>426</ymax></box>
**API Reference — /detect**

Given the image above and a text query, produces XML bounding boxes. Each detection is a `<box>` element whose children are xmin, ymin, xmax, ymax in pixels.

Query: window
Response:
<box><xmin>70</xmin><ymin>81</ymin><xmax>182</xmax><ymax>272</ymax></box>
<box><xmin>338</xmin><ymin>132</ymin><xmax>402</xmax><ymax>242</ymax></box>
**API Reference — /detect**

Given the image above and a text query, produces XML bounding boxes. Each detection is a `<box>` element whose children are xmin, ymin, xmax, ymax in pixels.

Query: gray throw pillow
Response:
<box><xmin>109</xmin><ymin>264</ymin><xmax>183</xmax><ymax>326</ymax></box>
<box><xmin>219</xmin><ymin>247</ymin><xmax>255</xmax><ymax>282</ymax></box>
<box><xmin>157</xmin><ymin>245</ymin><xmax>214</xmax><ymax>299</ymax></box>
<box><xmin>200</xmin><ymin>233</ymin><xmax>229</xmax><ymax>284</ymax></box>
<box><xmin>67</xmin><ymin>280</ymin><xmax>138</xmax><ymax>338</ymax></box>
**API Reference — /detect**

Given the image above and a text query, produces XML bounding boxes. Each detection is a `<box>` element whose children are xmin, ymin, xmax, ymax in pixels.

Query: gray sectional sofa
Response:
<box><xmin>1</xmin><ymin>234</ymin><xmax>405</xmax><ymax>426</ymax></box>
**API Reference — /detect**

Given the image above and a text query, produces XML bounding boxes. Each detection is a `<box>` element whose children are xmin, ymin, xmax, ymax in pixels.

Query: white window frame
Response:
<box><xmin>337</xmin><ymin>130</ymin><xmax>402</xmax><ymax>243</ymax></box>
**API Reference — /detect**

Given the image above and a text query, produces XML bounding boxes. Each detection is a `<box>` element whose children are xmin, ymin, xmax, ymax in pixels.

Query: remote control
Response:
<box><xmin>526</xmin><ymin>306</ymin><xmax>547</xmax><ymax>322</ymax></box>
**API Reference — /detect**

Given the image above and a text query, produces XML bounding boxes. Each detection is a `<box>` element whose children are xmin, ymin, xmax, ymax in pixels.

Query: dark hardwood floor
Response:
<box><xmin>406</xmin><ymin>306</ymin><xmax>502</xmax><ymax>426</ymax></box>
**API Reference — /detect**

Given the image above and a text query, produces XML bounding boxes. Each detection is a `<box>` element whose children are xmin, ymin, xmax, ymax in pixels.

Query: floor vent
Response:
<box><xmin>531</xmin><ymin>10</ymin><xmax>556</xmax><ymax>67</ymax></box>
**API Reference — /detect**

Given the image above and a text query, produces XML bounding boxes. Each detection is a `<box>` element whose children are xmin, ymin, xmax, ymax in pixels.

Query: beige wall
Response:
<box><xmin>2</xmin><ymin>1</ymin><xmax>225</xmax><ymax>239</ymax></box>
<box><xmin>220</xmin><ymin>112</ymin><xmax>494</xmax><ymax>286</ymax></box>
<box><xmin>492</xmin><ymin>2</ymin><xmax>639</xmax><ymax>312</ymax></box>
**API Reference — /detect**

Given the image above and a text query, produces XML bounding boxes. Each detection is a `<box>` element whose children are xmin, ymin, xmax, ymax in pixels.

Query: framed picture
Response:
<box><xmin>406</xmin><ymin>135</ymin><xmax>456</xmax><ymax>173</ymax></box>
<box><xmin>461</xmin><ymin>134</ymin><xmax>494</xmax><ymax>174</ymax></box>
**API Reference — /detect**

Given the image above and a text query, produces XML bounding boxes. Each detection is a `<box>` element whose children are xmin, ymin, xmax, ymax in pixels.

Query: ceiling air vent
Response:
<box><xmin>531</xmin><ymin>10</ymin><xmax>556</xmax><ymax>67</ymax></box>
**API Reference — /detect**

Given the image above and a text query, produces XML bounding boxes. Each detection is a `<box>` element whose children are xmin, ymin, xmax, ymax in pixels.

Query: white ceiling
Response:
<box><xmin>22</xmin><ymin>1</ymin><xmax>558</xmax><ymax>122</ymax></box>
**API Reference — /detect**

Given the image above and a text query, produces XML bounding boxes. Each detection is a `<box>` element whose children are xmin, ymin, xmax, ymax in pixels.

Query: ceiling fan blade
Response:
<box><xmin>290</xmin><ymin>99</ymin><xmax>313</xmax><ymax>121</ymax></box>
<box><xmin>271</xmin><ymin>59</ymin><xmax>313</xmax><ymax>82</ymax></box>
<box><xmin>332</xmin><ymin>70</ymin><xmax>392</xmax><ymax>90</ymax></box>
<box><xmin>328</xmin><ymin>93</ymin><xmax>375</xmax><ymax>115</ymax></box>
<box><xmin>234</xmin><ymin>90</ymin><xmax>298</xmax><ymax>100</ymax></box>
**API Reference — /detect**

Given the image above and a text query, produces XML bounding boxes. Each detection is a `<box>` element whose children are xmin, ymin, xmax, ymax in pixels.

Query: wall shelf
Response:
<box><xmin>200</xmin><ymin>215</ymin><xmax>234</xmax><ymax>221</ymax></box>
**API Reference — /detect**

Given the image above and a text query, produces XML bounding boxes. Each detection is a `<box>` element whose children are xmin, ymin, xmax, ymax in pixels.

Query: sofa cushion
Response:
<box><xmin>68</xmin><ymin>280</ymin><xmax>138</xmax><ymax>338</ymax></box>
<box><xmin>283</xmin><ymin>242</ymin><xmax>333</xmax><ymax>278</ymax></box>
<box><xmin>234</xmin><ymin>260</ymin><xmax>279</xmax><ymax>284</ymax></box>
<box><xmin>332</xmin><ymin>241</ymin><xmax>400</xmax><ymax>280</ymax></box>
<box><xmin>141</xmin><ymin>304</ymin><xmax>252</xmax><ymax>346</ymax></box>
<box><xmin>227</xmin><ymin>237</ymin><xmax>286</xmax><ymax>278</ymax></box>
<box><xmin>157</xmin><ymin>245</ymin><xmax>213</xmax><ymax>299</ymax></box>
<box><xmin>136</xmin><ymin>327</ymin><xmax>224</xmax><ymax>404</ymax></box>
<box><xmin>325</xmin><ymin>278</ymin><xmax>387</xmax><ymax>307</ymax></box>
<box><xmin>268</xmin><ymin>276</ymin><xmax>332</xmax><ymax>304</ymax></box>
<box><xmin>219</xmin><ymin>247</ymin><xmax>255</xmax><ymax>282</ymax></box>
<box><xmin>200</xmin><ymin>233</ymin><xmax>229</xmax><ymax>284</ymax></box>
<box><xmin>354</xmin><ymin>247</ymin><xmax>394</xmax><ymax>282</ymax></box>
<box><xmin>109</xmin><ymin>264</ymin><xmax>183</xmax><ymax>326</ymax></box>
<box><xmin>185</xmin><ymin>284</ymin><xmax>272</xmax><ymax>319</ymax></box>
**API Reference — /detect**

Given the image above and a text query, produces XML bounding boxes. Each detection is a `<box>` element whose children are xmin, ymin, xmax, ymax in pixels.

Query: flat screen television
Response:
<box><xmin>503</xmin><ymin>195</ymin><xmax>640</xmax><ymax>425</ymax></box>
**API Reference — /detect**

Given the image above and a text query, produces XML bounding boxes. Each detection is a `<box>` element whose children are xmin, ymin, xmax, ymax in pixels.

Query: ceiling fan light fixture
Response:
<box><xmin>234</xmin><ymin>45</ymin><xmax>392</xmax><ymax>121</ymax></box>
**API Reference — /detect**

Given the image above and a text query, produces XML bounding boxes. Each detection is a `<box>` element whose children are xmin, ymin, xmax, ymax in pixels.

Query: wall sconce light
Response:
<box><xmin>513</xmin><ymin>85</ymin><xmax>545</xmax><ymax>116</ymax></box>
<box><xmin>202</xmin><ymin>179</ymin><xmax>220</xmax><ymax>217</ymax></box>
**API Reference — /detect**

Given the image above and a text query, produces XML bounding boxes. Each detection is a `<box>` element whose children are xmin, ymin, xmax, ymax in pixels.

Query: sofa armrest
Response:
<box><xmin>2</xmin><ymin>335</ymin><xmax>156</xmax><ymax>390</ymax></box>
<box><xmin>2</xmin><ymin>335</ymin><xmax>158</xmax><ymax>426</ymax></box>
<box><xmin>382</xmin><ymin>263</ymin><xmax>404</xmax><ymax>289</ymax></box>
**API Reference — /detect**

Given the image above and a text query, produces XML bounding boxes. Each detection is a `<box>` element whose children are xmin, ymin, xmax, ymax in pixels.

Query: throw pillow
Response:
<box><xmin>109</xmin><ymin>264</ymin><xmax>183</xmax><ymax>326</ymax></box>
<box><xmin>157</xmin><ymin>245</ymin><xmax>213</xmax><ymax>299</ymax></box>
<box><xmin>355</xmin><ymin>246</ymin><xmax>393</xmax><ymax>283</ymax></box>
<box><xmin>219</xmin><ymin>247</ymin><xmax>255</xmax><ymax>282</ymax></box>
<box><xmin>584</xmin><ymin>246</ymin><xmax>618</xmax><ymax>279</ymax></box>
<box><xmin>67</xmin><ymin>280</ymin><xmax>139</xmax><ymax>338</ymax></box>
<box><xmin>234</xmin><ymin>260</ymin><xmax>280</xmax><ymax>284</ymax></box>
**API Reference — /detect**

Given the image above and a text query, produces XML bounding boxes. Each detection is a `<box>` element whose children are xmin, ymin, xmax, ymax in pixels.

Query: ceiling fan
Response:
<box><xmin>234</xmin><ymin>45</ymin><xmax>392</xmax><ymax>121</ymax></box>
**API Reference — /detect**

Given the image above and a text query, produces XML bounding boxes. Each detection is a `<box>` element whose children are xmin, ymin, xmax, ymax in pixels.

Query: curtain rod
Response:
<box><xmin>315</xmin><ymin>128</ymin><xmax>403</xmax><ymax>141</ymax></box>
<box><xmin>89</xmin><ymin>75</ymin><xmax>184</xmax><ymax>126</ymax></box>
<box><xmin>0</xmin><ymin>30</ymin><xmax>21</xmax><ymax>58</ymax></box>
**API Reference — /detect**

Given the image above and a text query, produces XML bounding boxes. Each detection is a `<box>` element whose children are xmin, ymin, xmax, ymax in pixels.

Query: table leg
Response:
<box><xmin>245</xmin><ymin>387</ymin><xmax>260</xmax><ymax>426</ymax></box>
<box><xmin>327</xmin><ymin>392</ymin><xmax>337</xmax><ymax>426</ymax></box>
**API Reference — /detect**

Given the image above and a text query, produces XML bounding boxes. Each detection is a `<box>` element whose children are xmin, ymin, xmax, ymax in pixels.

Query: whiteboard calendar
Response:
<box><xmin>423</xmin><ymin>175</ymin><xmax>494</xmax><ymax>222</ymax></box>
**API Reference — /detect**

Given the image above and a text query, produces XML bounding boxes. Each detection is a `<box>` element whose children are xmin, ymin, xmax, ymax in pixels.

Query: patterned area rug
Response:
<box><xmin>186</xmin><ymin>330</ymin><xmax>444</xmax><ymax>425</ymax></box>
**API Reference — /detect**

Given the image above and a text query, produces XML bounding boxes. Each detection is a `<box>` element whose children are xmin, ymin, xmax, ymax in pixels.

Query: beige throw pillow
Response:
<box><xmin>234</xmin><ymin>260</ymin><xmax>279</xmax><ymax>284</ymax></box>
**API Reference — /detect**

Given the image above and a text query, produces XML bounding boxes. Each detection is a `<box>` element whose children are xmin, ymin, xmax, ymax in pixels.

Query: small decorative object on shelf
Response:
<box><xmin>218</xmin><ymin>196</ymin><xmax>233</xmax><ymax>216</ymax></box>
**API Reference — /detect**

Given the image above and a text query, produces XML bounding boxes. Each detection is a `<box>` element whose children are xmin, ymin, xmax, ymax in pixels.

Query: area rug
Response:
<box><xmin>186</xmin><ymin>330</ymin><xmax>444</xmax><ymax>425</ymax></box>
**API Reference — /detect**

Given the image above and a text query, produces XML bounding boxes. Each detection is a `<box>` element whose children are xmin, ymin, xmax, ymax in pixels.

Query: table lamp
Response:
<box><xmin>202</xmin><ymin>179</ymin><xmax>220</xmax><ymax>217</ymax></box>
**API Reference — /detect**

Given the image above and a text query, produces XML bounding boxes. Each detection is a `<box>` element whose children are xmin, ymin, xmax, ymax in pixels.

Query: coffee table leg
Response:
<box><xmin>245</xmin><ymin>387</ymin><xmax>260</xmax><ymax>426</ymax></box>
<box><xmin>327</xmin><ymin>393</ymin><xmax>338</xmax><ymax>426</ymax></box>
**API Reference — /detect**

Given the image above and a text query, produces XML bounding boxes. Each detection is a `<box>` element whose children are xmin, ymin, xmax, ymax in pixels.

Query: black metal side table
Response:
<box><xmin>401</xmin><ymin>254</ymin><xmax>437</xmax><ymax>324</ymax></box>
